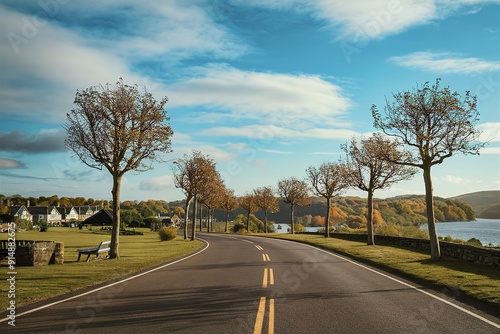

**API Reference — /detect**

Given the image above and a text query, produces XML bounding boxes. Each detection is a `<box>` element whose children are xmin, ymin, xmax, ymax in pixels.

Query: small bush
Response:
<box><xmin>466</xmin><ymin>238</ymin><xmax>483</xmax><ymax>247</ymax></box>
<box><xmin>38</xmin><ymin>220</ymin><xmax>49</xmax><ymax>232</ymax></box>
<box><xmin>232</xmin><ymin>222</ymin><xmax>247</xmax><ymax>233</ymax></box>
<box><xmin>158</xmin><ymin>227</ymin><xmax>177</xmax><ymax>241</ymax></box>
<box><xmin>294</xmin><ymin>223</ymin><xmax>305</xmax><ymax>233</ymax></box>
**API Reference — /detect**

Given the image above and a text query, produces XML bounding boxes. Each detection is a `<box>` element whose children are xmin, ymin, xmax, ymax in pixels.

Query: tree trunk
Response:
<box><xmin>199</xmin><ymin>203</ymin><xmax>203</xmax><ymax>232</ymax></box>
<box><xmin>325</xmin><ymin>196</ymin><xmax>331</xmax><ymax>238</ymax></box>
<box><xmin>109</xmin><ymin>174</ymin><xmax>122</xmax><ymax>259</ymax></box>
<box><xmin>367</xmin><ymin>189</ymin><xmax>375</xmax><ymax>245</ymax></box>
<box><xmin>191</xmin><ymin>194</ymin><xmax>197</xmax><ymax>240</ymax></box>
<box><xmin>264</xmin><ymin>211</ymin><xmax>268</xmax><ymax>233</ymax></box>
<box><xmin>424</xmin><ymin>165</ymin><xmax>441</xmax><ymax>259</ymax></box>
<box><xmin>184</xmin><ymin>198</ymin><xmax>191</xmax><ymax>240</ymax></box>
<box><xmin>208</xmin><ymin>209</ymin><xmax>212</xmax><ymax>232</ymax></box>
<box><xmin>290</xmin><ymin>204</ymin><xmax>295</xmax><ymax>234</ymax></box>
<box><xmin>246</xmin><ymin>211</ymin><xmax>251</xmax><ymax>232</ymax></box>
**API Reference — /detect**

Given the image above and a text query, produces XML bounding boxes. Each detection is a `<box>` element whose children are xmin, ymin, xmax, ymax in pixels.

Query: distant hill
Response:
<box><xmin>172</xmin><ymin>195</ymin><xmax>476</xmax><ymax>227</ymax></box>
<box><xmin>449</xmin><ymin>190</ymin><xmax>500</xmax><ymax>219</ymax></box>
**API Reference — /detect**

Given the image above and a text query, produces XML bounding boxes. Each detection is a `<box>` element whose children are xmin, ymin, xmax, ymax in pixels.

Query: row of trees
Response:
<box><xmin>0</xmin><ymin>194</ymin><xmax>109</xmax><ymax>209</ymax></box>
<box><xmin>63</xmin><ymin>78</ymin><xmax>483</xmax><ymax>260</ymax></box>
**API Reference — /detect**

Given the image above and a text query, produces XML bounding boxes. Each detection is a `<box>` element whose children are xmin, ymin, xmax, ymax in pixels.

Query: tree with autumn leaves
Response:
<box><xmin>253</xmin><ymin>186</ymin><xmax>279</xmax><ymax>233</ymax></box>
<box><xmin>306</xmin><ymin>162</ymin><xmax>349</xmax><ymax>238</ymax></box>
<box><xmin>342</xmin><ymin>134</ymin><xmax>417</xmax><ymax>245</ymax></box>
<box><xmin>372</xmin><ymin>79</ymin><xmax>484</xmax><ymax>259</ymax></box>
<box><xmin>277</xmin><ymin>177</ymin><xmax>310</xmax><ymax>234</ymax></box>
<box><xmin>172</xmin><ymin>151</ymin><xmax>228</xmax><ymax>240</ymax></box>
<box><xmin>64</xmin><ymin>79</ymin><xmax>173</xmax><ymax>258</ymax></box>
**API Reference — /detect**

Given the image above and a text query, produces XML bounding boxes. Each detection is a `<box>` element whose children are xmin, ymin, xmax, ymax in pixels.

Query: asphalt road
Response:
<box><xmin>1</xmin><ymin>233</ymin><xmax>499</xmax><ymax>333</ymax></box>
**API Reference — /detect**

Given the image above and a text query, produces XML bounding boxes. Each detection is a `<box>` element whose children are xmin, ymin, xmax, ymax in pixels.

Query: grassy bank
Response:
<box><xmin>0</xmin><ymin>227</ymin><xmax>203</xmax><ymax>308</ymax></box>
<box><xmin>260</xmin><ymin>233</ymin><xmax>500</xmax><ymax>307</ymax></box>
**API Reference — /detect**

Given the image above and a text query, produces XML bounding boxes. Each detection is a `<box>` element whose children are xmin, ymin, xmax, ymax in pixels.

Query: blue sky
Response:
<box><xmin>0</xmin><ymin>0</ymin><xmax>499</xmax><ymax>202</ymax></box>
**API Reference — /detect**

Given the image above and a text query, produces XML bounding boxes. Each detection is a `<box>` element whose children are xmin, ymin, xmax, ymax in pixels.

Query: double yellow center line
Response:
<box><xmin>254</xmin><ymin>297</ymin><xmax>274</xmax><ymax>334</ymax></box>
<box><xmin>254</xmin><ymin>245</ymin><xmax>275</xmax><ymax>334</ymax></box>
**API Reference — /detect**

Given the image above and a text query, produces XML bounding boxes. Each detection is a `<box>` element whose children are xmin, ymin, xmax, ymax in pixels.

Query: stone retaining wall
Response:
<box><xmin>329</xmin><ymin>233</ymin><xmax>500</xmax><ymax>268</ymax></box>
<box><xmin>0</xmin><ymin>240</ymin><xmax>64</xmax><ymax>266</ymax></box>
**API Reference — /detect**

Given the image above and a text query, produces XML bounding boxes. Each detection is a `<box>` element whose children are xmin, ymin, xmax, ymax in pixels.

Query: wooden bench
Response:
<box><xmin>77</xmin><ymin>241</ymin><xmax>111</xmax><ymax>262</ymax></box>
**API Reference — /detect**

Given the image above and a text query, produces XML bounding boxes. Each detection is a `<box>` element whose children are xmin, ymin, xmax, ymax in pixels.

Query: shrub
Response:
<box><xmin>16</xmin><ymin>218</ymin><xmax>34</xmax><ymax>231</ymax></box>
<box><xmin>232</xmin><ymin>222</ymin><xmax>247</xmax><ymax>233</ymax></box>
<box><xmin>294</xmin><ymin>223</ymin><xmax>305</xmax><ymax>233</ymax></box>
<box><xmin>38</xmin><ymin>220</ymin><xmax>49</xmax><ymax>232</ymax></box>
<box><xmin>158</xmin><ymin>227</ymin><xmax>177</xmax><ymax>241</ymax></box>
<box><xmin>466</xmin><ymin>238</ymin><xmax>483</xmax><ymax>247</ymax></box>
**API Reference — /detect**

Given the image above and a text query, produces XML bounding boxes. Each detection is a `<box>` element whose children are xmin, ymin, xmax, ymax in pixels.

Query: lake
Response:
<box><xmin>421</xmin><ymin>218</ymin><xmax>500</xmax><ymax>246</ymax></box>
<box><xmin>274</xmin><ymin>219</ymin><xmax>500</xmax><ymax>246</ymax></box>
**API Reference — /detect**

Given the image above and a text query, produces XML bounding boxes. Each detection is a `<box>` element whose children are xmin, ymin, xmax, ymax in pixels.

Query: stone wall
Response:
<box><xmin>0</xmin><ymin>240</ymin><xmax>64</xmax><ymax>266</ymax></box>
<box><xmin>330</xmin><ymin>233</ymin><xmax>500</xmax><ymax>268</ymax></box>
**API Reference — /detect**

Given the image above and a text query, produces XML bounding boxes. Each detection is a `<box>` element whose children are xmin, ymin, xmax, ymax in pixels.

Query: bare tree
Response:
<box><xmin>342</xmin><ymin>134</ymin><xmax>417</xmax><ymax>245</ymax></box>
<box><xmin>372</xmin><ymin>79</ymin><xmax>484</xmax><ymax>259</ymax></box>
<box><xmin>306</xmin><ymin>162</ymin><xmax>349</xmax><ymax>238</ymax></box>
<box><xmin>253</xmin><ymin>186</ymin><xmax>279</xmax><ymax>233</ymax></box>
<box><xmin>277</xmin><ymin>177</ymin><xmax>310</xmax><ymax>234</ymax></box>
<box><xmin>172</xmin><ymin>151</ymin><xmax>217</xmax><ymax>240</ymax></box>
<box><xmin>221</xmin><ymin>188</ymin><xmax>239</xmax><ymax>233</ymax></box>
<box><xmin>240</xmin><ymin>193</ymin><xmax>259</xmax><ymax>232</ymax></box>
<box><xmin>64</xmin><ymin>79</ymin><xmax>173</xmax><ymax>258</ymax></box>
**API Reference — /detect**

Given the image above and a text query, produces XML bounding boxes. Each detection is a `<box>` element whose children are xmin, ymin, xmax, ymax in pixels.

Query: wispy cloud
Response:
<box><xmin>480</xmin><ymin>147</ymin><xmax>500</xmax><ymax>154</ymax></box>
<box><xmin>0</xmin><ymin>159</ymin><xmax>26</xmax><ymax>169</ymax></box>
<box><xmin>389</xmin><ymin>52</ymin><xmax>500</xmax><ymax>74</ymax></box>
<box><xmin>138</xmin><ymin>175</ymin><xmax>175</xmax><ymax>192</ymax></box>
<box><xmin>169</xmin><ymin>65</ymin><xmax>352</xmax><ymax>127</ymax></box>
<box><xmin>478</xmin><ymin>122</ymin><xmax>500</xmax><ymax>143</ymax></box>
<box><xmin>233</xmin><ymin>0</ymin><xmax>498</xmax><ymax>40</ymax></box>
<box><xmin>199</xmin><ymin>125</ymin><xmax>359</xmax><ymax>140</ymax></box>
<box><xmin>257</xmin><ymin>149</ymin><xmax>291</xmax><ymax>155</ymax></box>
<box><xmin>0</xmin><ymin>129</ymin><xmax>66</xmax><ymax>153</ymax></box>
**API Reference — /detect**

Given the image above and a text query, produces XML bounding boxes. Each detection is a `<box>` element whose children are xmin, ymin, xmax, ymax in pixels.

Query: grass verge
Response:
<box><xmin>259</xmin><ymin>233</ymin><xmax>500</xmax><ymax>307</ymax></box>
<box><xmin>1</xmin><ymin>227</ymin><xmax>203</xmax><ymax>308</ymax></box>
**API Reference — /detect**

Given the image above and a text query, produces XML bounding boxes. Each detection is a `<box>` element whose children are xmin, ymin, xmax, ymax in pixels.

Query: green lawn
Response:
<box><xmin>259</xmin><ymin>233</ymin><xmax>500</xmax><ymax>307</ymax></box>
<box><xmin>1</xmin><ymin>227</ymin><xmax>203</xmax><ymax>307</ymax></box>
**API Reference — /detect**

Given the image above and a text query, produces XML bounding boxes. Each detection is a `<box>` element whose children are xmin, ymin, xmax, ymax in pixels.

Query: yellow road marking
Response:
<box><xmin>255</xmin><ymin>245</ymin><xmax>263</xmax><ymax>250</ymax></box>
<box><xmin>253</xmin><ymin>297</ymin><xmax>275</xmax><ymax>334</ymax></box>
<box><xmin>269</xmin><ymin>268</ymin><xmax>274</xmax><ymax>285</ymax></box>
<box><xmin>253</xmin><ymin>297</ymin><xmax>266</xmax><ymax>334</ymax></box>
<box><xmin>269</xmin><ymin>298</ymin><xmax>275</xmax><ymax>334</ymax></box>
<box><xmin>263</xmin><ymin>268</ymin><xmax>268</xmax><ymax>288</ymax></box>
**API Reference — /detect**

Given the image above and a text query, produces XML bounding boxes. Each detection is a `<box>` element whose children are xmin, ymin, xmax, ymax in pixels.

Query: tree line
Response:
<box><xmin>59</xmin><ymin>78</ymin><xmax>483</xmax><ymax>260</ymax></box>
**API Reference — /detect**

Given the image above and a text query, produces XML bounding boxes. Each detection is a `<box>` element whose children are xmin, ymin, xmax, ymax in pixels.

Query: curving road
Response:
<box><xmin>1</xmin><ymin>233</ymin><xmax>499</xmax><ymax>333</ymax></box>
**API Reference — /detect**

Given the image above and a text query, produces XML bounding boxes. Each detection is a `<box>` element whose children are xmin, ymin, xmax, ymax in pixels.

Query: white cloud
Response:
<box><xmin>0</xmin><ymin>1</ymin><xmax>246</xmax><ymax>123</ymax></box>
<box><xmin>390</xmin><ymin>52</ymin><xmax>500</xmax><ymax>74</ymax></box>
<box><xmin>478</xmin><ymin>122</ymin><xmax>500</xmax><ymax>142</ymax></box>
<box><xmin>0</xmin><ymin>159</ymin><xmax>25</xmax><ymax>169</ymax></box>
<box><xmin>168</xmin><ymin>65</ymin><xmax>352</xmax><ymax>127</ymax></box>
<box><xmin>443</xmin><ymin>175</ymin><xmax>474</xmax><ymax>185</ymax></box>
<box><xmin>199</xmin><ymin>125</ymin><xmax>359</xmax><ymax>140</ymax></box>
<box><xmin>234</xmin><ymin>0</ymin><xmax>499</xmax><ymax>40</ymax></box>
<box><xmin>480</xmin><ymin>147</ymin><xmax>500</xmax><ymax>154</ymax></box>
<box><xmin>257</xmin><ymin>149</ymin><xmax>292</xmax><ymax>154</ymax></box>
<box><xmin>138</xmin><ymin>175</ymin><xmax>175</xmax><ymax>192</ymax></box>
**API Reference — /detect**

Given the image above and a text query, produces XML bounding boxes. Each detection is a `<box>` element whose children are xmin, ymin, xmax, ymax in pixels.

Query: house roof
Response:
<box><xmin>9</xmin><ymin>205</ymin><xmax>29</xmax><ymax>216</ymax></box>
<box><xmin>27</xmin><ymin>206</ymin><xmax>58</xmax><ymax>215</ymax></box>
<box><xmin>83</xmin><ymin>209</ymin><xmax>114</xmax><ymax>225</ymax></box>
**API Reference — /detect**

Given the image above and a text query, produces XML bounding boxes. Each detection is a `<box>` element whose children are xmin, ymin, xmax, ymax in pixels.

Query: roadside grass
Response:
<box><xmin>260</xmin><ymin>233</ymin><xmax>500</xmax><ymax>306</ymax></box>
<box><xmin>0</xmin><ymin>227</ymin><xmax>203</xmax><ymax>308</ymax></box>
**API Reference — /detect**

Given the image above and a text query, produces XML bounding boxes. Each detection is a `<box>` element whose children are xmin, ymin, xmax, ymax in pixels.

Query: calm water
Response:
<box><xmin>275</xmin><ymin>219</ymin><xmax>500</xmax><ymax>246</ymax></box>
<box><xmin>421</xmin><ymin>218</ymin><xmax>500</xmax><ymax>246</ymax></box>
